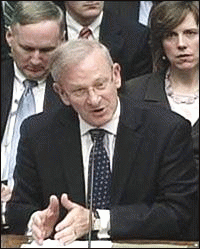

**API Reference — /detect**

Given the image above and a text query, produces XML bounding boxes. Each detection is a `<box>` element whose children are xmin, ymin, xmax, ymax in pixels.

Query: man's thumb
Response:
<box><xmin>48</xmin><ymin>195</ymin><xmax>59</xmax><ymax>214</ymax></box>
<box><xmin>61</xmin><ymin>193</ymin><xmax>76</xmax><ymax>211</ymax></box>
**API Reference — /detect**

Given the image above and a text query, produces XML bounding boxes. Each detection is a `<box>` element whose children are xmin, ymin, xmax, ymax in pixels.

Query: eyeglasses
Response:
<box><xmin>66</xmin><ymin>70</ymin><xmax>113</xmax><ymax>99</ymax></box>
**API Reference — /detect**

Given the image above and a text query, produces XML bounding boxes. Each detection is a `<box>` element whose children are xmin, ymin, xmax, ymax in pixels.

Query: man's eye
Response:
<box><xmin>40</xmin><ymin>47</ymin><xmax>56</xmax><ymax>53</ymax></box>
<box><xmin>22</xmin><ymin>47</ymin><xmax>35</xmax><ymax>52</ymax></box>
<box><xmin>95</xmin><ymin>82</ymin><xmax>106</xmax><ymax>89</ymax></box>
<box><xmin>73</xmin><ymin>89</ymin><xmax>85</xmax><ymax>96</ymax></box>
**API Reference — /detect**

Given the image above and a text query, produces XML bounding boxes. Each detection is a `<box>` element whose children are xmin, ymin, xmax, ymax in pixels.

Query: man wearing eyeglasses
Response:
<box><xmin>6</xmin><ymin>40</ymin><xmax>197</xmax><ymax>244</ymax></box>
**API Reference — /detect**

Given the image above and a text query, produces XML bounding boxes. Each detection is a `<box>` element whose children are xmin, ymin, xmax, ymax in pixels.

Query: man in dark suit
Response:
<box><xmin>55</xmin><ymin>1</ymin><xmax>152</xmax><ymax>83</ymax></box>
<box><xmin>6</xmin><ymin>40</ymin><xmax>197</xmax><ymax>244</ymax></box>
<box><xmin>127</xmin><ymin>1</ymin><xmax>163</xmax><ymax>25</ymax></box>
<box><xmin>1</xmin><ymin>1</ymin><xmax>65</xmax><ymax>205</ymax></box>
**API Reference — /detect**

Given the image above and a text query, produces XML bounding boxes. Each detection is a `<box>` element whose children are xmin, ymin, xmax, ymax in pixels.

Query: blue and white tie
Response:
<box><xmin>88</xmin><ymin>129</ymin><xmax>112</xmax><ymax>210</ymax></box>
<box><xmin>8</xmin><ymin>79</ymin><xmax>38</xmax><ymax>187</ymax></box>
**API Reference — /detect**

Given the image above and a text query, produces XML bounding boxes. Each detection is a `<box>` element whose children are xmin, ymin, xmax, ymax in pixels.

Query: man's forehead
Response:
<box><xmin>12</xmin><ymin>21</ymin><xmax>60</xmax><ymax>33</ymax></box>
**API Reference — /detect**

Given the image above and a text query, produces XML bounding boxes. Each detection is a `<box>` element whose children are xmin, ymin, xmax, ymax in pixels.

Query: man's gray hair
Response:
<box><xmin>10</xmin><ymin>1</ymin><xmax>65</xmax><ymax>35</ymax></box>
<box><xmin>50</xmin><ymin>39</ymin><xmax>114</xmax><ymax>82</ymax></box>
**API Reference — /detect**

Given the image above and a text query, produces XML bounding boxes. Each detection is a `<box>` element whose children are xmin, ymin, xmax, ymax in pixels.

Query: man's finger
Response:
<box><xmin>48</xmin><ymin>195</ymin><xmax>59</xmax><ymax>214</ymax></box>
<box><xmin>32</xmin><ymin>223</ymin><xmax>44</xmax><ymax>242</ymax></box>
<box><xmin>60</xmin><ymin>193</ymin><xmax>77</xmax><ymax>211</ymax></box>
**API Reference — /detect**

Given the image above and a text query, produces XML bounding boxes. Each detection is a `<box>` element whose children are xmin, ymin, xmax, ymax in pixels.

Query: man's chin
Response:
<box><xmin>86</xmin><ymin>115</ymin><xmax>111</xmax><ymax>128</ymax></box>
<box><xmin>24</xmin><ymin>71</ymin><xmax>48</xmax><ymax>81</ymax></box>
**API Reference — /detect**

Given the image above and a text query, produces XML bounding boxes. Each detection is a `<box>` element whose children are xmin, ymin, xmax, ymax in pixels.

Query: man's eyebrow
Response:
<box><xmin>20</xmin><ymin>44</ymin><xmax>56</xmax><ymax>52</ymax></box>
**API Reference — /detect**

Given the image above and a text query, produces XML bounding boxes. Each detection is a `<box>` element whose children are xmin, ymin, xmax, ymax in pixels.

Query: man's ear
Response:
<box><xmin>6</xmin><ymin>27</ymin><xmax>13</xmax><ymax>48</ymax></box>
<box><xmin>113</xmin><ymin>63</ymin><xmax>121</xmax><ymax>89</ymax></box>
<box><xmin>53</xmin><ymin>82</ymin><xmax>70</xmax><ymax>106</ymax></box>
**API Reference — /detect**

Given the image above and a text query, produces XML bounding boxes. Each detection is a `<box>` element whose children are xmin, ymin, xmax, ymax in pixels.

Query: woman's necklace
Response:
<box><xmin>165</xmin><ymin>69</ymin><xmax>199</xmax><ymax>104</ymax></box>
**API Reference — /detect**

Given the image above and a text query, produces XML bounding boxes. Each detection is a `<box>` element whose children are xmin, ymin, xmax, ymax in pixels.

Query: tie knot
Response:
<box><xmin>89</xmin><ymin>129</ymin><xmax>105</xmax><ymax>142</ymax></box>
<box><xmin>79</xmin><ymin>27</ymin><xmax>92</xmax><ymax>39</ymax></box>
<box><xmin>23</xmin><ymin>79</ymin><xmax>38</xmax><ymax>89</ymax></box>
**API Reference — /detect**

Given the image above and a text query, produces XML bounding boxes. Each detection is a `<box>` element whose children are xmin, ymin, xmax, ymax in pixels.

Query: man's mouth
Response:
<box><xmin>26</xmin><ymin>66</ymin><xmax>44</xmax><ymax>72</ymax></box>
<box><xmin>93</xmin><ymin>107</ymin><xmax>104</xmax><ymax>113</ymax></box>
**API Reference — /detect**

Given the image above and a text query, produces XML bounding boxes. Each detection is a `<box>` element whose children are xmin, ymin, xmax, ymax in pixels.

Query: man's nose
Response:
<box><xmin>30</xmin><ymin>50</ymin><xmax>42</xmax><ymax>64</ymax></box>
<box><xmin>86</xmin><ymin>88</ymin><xmax>101</xmax><ymax>106</ymax></box>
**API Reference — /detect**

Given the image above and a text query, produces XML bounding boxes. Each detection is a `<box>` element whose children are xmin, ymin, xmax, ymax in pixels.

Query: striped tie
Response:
<box><xmin>78</xmin><ymin>27</ymin><xmax>92</xmax><ymax>39</ymax></box>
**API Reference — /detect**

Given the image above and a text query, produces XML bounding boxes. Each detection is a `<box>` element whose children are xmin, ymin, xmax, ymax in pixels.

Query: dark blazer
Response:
<box><xmin>123</xmin><ymin>71</ymin><xmax>199</xmax><ymax>167</ymax></box>
<box><xmin>6</xmin><ymin>97</ymin><xmax>197</xmax><ymax>241</ymax></box>
<box><xmin>102</xmin><ymin>1</ymin><xmax>163</xmax><ymax>24</ymax></box>
<box><xmin>1</xmin><ymin>59</ymin><xmax>64</xmax><ymax>141</ymax></box>
<box><xmin>63</xmin><ymin>9</ymin><xmax>152</xmax><ymax>82</ymax></box>
<box><xmin>129</xmin><ymin>1</ymin><xmax>164</xmax><ymax>23</ymax></box>
<box><xmin>123</xmin><ymin>71</ymin><xmax>199</xmax><ymax>240</ymax></box>
<box><xmin>1</xmin><ymin>4</ymin><xmax>10</xmax><ymax>61</ymax></box>
<box><xmin>104</xmin><ymin>1</ymin><xmax>140</xmax><ymax>24</ymax></box>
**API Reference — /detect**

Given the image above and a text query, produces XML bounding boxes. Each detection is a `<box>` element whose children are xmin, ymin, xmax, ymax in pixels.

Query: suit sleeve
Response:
<box><xmin>6</xmin><ymin>118</ymin><xmax>44</xmax><ymax>234</ymax></box>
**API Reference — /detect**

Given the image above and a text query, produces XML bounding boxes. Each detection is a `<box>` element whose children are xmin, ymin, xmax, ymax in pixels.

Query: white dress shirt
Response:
<box><xmin>66</xmin><ymin>10</ymin><xmax>103</xmax><ymax>41</ymax></box>
<box><xmin>79</xmin><ymin>98</ymin><xmax>120</xmax><ymax>238</ymax></box>
<box><xmin>139</xmin><ymin>1</ymin><xmax>153</xmax><ymax>26</ymax></box>
<box><xmin>1</xmin><ymin>62</ymin><xmax>46</xmax><ymax>184</ymax></box>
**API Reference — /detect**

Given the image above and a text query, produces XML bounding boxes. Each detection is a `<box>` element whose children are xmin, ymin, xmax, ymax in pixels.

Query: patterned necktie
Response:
<box><xmin>7</xmin><ymin>79</ymin><xmax>38</xmax><ymax>187</ymax></box>
<box><xmin>88</xmin><ymin>129</ymin><xmax>112</xmax><ymax>210</ymax></box>
<box><xmin>3</xmin><ymin>1</ymin><xmax>15</xmax><ymax>28</ymax></box>
<box><xmin>78</xmin><ymin>27</ymin><xmax>92</xmax><ymax>39</ymax></box>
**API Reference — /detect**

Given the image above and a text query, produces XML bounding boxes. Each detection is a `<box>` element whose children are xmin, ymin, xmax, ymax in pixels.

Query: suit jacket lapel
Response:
<box><xmin>99</xmin><ymin>10</ymin><xmax>124</xmax><ymax>61</ymax></box>
<box><xmin>1</xmin><ymin>59</ymin><xmax>14</xmax><ymax>140</ymax></box>
<box><xmin>43</xmin><ymin>74</ymin><xmax>64</xmax><ymax>111</ymax></box>
<box><xmin>57</xmin><ymin>108</ymin><xmax>86</xmax><ymax>205</ymax></box>
<box><xmin>112</xmin><ymin>98</ymin><xmax>144</xmax><ymax>205</ymax></box>
<box><xmin>144</xmin><ymin>71</ymin><xmax>171</xmax><ymax>109</ymax></box>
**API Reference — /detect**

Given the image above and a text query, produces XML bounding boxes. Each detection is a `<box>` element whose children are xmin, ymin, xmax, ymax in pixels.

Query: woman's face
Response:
<box><xmin>162</xmin><ymin>12</ymin><xmax>199</xmax><ymax>72</ymax></box>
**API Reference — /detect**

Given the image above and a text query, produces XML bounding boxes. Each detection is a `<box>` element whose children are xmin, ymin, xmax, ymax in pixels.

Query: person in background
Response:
<box><xmin>6</xmin><ymin>39</ymin><xmax>197</xmax><ymax>244</ymax></box>
<box><xmin>56</xmin><ymin>1</ymin><xmax>152</xmax><ymax>83</ymax></box>
<box><xmin>123</xmin><ymin>1</ymin><xmax>199</xmax><ymax>241</ymax></box>
<box><xmin>1</xmin><ymin>1</ymin><xmax>65</xmax><ymax>215</ymax></box>
<box><xmin>135</xmin><ymin>1</ymin><xmax>163</xmax><ymax>26</ymax></box>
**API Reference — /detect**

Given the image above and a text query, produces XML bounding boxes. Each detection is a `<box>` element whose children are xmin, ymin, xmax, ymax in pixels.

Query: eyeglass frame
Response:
<box><xmin>63</xmin><ymin>66</ymin><xmax>114</xmax><ymax>100</ymax></box>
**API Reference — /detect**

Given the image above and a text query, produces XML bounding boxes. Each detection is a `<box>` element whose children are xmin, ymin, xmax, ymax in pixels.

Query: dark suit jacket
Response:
<box><xmin>123</xmin><ymin>71</ymin><xmax>199</xmax><ymax>167</ymax></box>
<box><xmin>123</xmin><ymin>71</ymin><xmax>199</xmax><ymax>240</ymax></box>
<box><xmin>63</xmin><ymin>9</ymin><xmax>152</xmax><ymax>83</ymax></box>
<box><xmin>6</xmin><ymin>97</ymin><xmax>197</xmax><ymax>241</ymax></box>
<box><xmin>1</xmin><ymin>4</ymin><xmax>10</xmax><ymax>61</ymax></box>
<box><xmin>102</xmin><ymin>1</ymin><xmax>163</xmax><ymax>24</ymax></box>
<box><xmin>1</xmin><ymin>59</ymin><xmax>64</xmax><ymax>141</ymax></box>
<box><xmin>104</xmin><ymin>1</ymin><xmax>140</xmax><ymax>24</ymax></box>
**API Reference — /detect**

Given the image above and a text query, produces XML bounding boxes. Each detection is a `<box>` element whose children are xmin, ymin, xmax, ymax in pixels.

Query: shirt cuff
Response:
<box><xmin>96</xmin><ymin>209</ymin><xmax>110</xmax><ymax>239</ymax></box>
<box><xmin>26</xmin><ymin>211</ymin><xmax>37</xmax><ymax>236</ymax></box>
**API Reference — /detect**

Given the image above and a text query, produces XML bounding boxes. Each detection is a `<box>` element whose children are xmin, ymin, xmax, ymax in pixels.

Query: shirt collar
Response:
<box><xmin>66</xmin><ymin>11</ymin><xmax>103</xmax><ymax>40</ymax></box>
<box><xmin>80</xmin><ymin>97</ymin><xmax>120</xmax><ymax>136</ymax></box>
<box><xmin>14</xmin><ymin>62</ymin><xmax>46</xmax><ymax>86</ymax></box>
